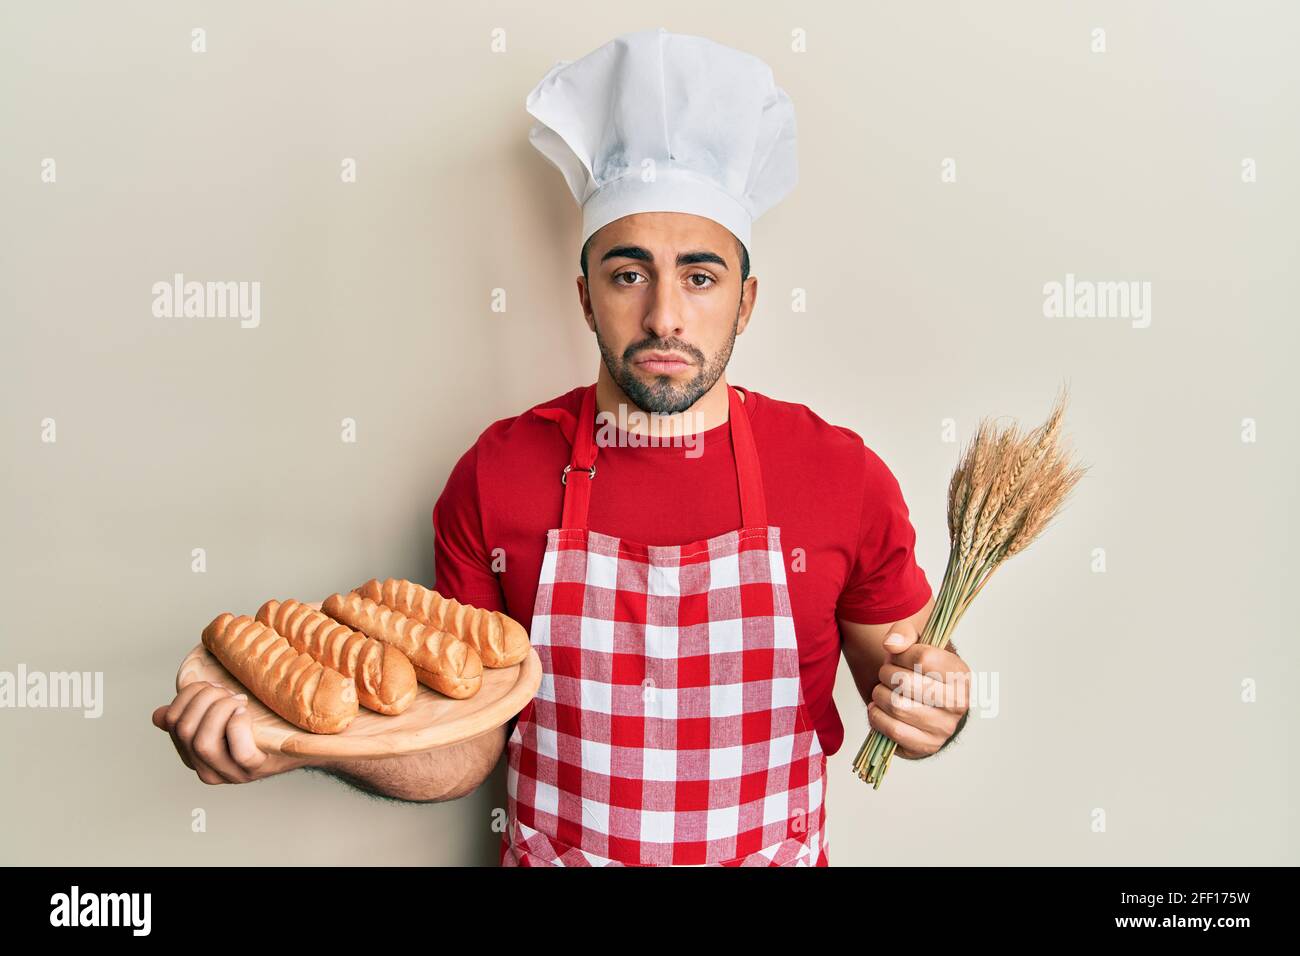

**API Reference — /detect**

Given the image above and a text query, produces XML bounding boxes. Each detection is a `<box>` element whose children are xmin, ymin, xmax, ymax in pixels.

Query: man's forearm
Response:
<box><xmin>306</xmin><ymin>724</ymin><xmax>507</xmax><ymax>802</ymax></box>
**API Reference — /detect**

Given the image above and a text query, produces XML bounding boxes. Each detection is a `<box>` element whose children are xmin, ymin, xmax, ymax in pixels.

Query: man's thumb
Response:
<box><xmin>883</xmin><ymin>631</ymin><xmax>912</xmax><ymax>653</ymax></box>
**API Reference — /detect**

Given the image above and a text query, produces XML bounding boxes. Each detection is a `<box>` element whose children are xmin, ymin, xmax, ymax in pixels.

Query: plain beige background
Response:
<box><xmin>2</xmin><ymin>1</ymin><xmax>1296</xmax><ymax>865</ymax></box>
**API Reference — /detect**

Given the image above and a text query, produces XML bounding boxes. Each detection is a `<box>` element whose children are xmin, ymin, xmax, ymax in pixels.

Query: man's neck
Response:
<box><xmin>594</xmin><ymin>370</ymin><xmax>735</xmax><ymax>437</ymax></box>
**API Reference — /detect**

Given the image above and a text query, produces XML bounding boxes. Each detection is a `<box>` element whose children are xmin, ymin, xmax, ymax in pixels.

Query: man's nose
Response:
<box><xmin>643</xmin><ymin>280</ymin><xmax>684</xmax><ymax>338</ymax></box>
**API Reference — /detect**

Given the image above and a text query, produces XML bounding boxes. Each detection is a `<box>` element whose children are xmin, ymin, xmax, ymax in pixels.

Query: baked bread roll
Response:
<box><xmin>355</xmin><ymin>577</ymin><xmax>529</xmax><ymax>668</ymax></box>
<box><xmin>322</xmin><ymin>592</ymin><xmax>482</xmax><ymax>699</ymax></box>
<box><xmin>200</xmin><ymin>612</ymin><xmax>357</xmax><ymax>734</ymax></box>
<box><xmin>255</xmin><ymin>599</ymin><xmax>417</xmax><ymax>715</ymax></box>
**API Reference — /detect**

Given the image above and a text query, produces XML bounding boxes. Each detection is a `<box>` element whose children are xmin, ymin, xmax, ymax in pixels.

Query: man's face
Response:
<box><xmin>578</xmin><ymin>212</ymin><xmax>757</xmax><ymax>415</ymax></box>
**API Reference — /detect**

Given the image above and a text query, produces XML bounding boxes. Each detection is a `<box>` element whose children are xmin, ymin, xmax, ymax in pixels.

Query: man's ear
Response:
<box><xmin>736</xmin><ymin>275</ymin><xmax>758</xmax><ymax>334</ymax></box>
<box><xmin>576</xmin><ymin>276</ymin><xmax>596</xmax><ymax>330</ymax></box>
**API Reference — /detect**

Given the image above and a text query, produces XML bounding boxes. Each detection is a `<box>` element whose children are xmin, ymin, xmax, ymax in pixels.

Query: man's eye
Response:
<box><xmin>614</xmin><ymin>271</ymin><xmax>643</xmax><ymax>285</ymax></box>
<box><xmin>689</xmin><ymin>273</ymin><xmax>716</xmax><ymax>288</ymax></box>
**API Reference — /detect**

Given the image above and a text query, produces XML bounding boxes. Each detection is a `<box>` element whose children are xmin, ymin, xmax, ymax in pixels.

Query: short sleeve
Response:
<box><xmin>834</xmin><ymin>445</ymin><xmax>933</xmax><ymax>625</ymax></box>
<box><xmin>432</xmin><ymin>442</ymin><xmax>506</xmax><ymax>612</ymax></box>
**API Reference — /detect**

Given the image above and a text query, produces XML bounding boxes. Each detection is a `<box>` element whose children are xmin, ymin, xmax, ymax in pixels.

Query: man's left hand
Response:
<box><xmin>867</xmin><ymin>630</ymin><xmax>971</xmax><ymax>759</ymax></box>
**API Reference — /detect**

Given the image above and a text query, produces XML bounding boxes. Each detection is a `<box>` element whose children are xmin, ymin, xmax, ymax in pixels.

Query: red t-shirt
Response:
<box><xmin>431</xmin><ymin>383</ymin><xmax>932</xmax><ymax>757</ymax></box>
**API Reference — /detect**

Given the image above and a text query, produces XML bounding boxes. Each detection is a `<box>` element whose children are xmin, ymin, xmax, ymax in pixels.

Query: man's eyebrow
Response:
<box><xmin>678</xmin><ymin>250</ymin><xmax>728</xmax><ymax>270</ymax></box>
<box><xmin>600</xmin><ymin>245</ymin><xmax>729</xmax><ymax>270</ymax></box>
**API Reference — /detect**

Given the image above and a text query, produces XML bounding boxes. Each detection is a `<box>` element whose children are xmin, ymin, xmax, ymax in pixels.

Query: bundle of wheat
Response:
<box><xmin>852</xmin><ymin>385</ymin><xmax>1088</xmax><ymax>788</ymax></box>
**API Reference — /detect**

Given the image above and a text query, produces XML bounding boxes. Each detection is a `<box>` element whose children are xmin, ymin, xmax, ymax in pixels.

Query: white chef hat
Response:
<box><xmin>525</xmin><ymin>27</ymin><xmax>797</xmax><ymax>252</ymax></box>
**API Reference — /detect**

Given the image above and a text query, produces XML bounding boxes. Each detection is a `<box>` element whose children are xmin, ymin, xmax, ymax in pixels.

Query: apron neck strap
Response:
<box><xmin>560</xmin><ymin>382</ymin><xmax>767</xmax><ymax>530</ymax></box>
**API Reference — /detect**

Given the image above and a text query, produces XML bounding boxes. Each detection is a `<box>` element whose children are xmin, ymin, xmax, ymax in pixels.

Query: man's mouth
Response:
<box><xmin>634</xmin><ymin>352</ymin><xmax>693</xmax><ymax>374</ymax></box>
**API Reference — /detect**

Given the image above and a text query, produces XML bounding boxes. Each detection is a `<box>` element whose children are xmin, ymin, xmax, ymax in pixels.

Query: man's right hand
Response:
<box><xmin>152</xmin><ymin>681</ymin><xmax>311</xmax><ymax>784</ymax></box>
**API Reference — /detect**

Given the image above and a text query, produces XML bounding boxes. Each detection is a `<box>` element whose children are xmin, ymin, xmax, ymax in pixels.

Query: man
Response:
<box><xmin>151</xmin><ymin>27</ymin><xmax>970</xmax><ymax>866</ymax></box>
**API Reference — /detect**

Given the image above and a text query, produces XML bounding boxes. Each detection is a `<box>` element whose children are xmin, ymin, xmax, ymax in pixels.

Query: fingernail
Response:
<box><xmin>884</xmin><ymin>633</ymin><xmax>906</xmax><ymax>649</ymax></box>
<box><xmin>234</xmin><ymin>693</ymin><xmax>248</xmax><ymax>701</ymax></box>
<box><xmin>234</xmin><ymin>706</ymin><xmax>247</xmax><ymax>716</ymax></box>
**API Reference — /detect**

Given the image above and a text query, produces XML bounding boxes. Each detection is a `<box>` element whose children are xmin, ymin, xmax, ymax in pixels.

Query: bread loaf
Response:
<box><xmin>200</xmin><ymin>612</ymin><xmax>358</xmax><ymax>734</ymax></box>
<box><xmin>256</xmin><ymin>599</ymin><xmax>417</xmax><ymax>715</ymax></box>
<box><xmin>321</xmin><ymin>592</ymin><xmax>482</xmax><ymax>699</ymax></box>
<box><xmin>355</xmin><ymin>577</ymin><xmax>529</xmax><ymax>668</ymax></box>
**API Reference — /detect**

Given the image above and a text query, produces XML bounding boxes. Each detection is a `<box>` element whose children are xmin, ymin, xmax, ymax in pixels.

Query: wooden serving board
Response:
<box><xmin>176</xmin><ymin>600</ymin><xmax>541</xmax><ymax>759</ymax></box>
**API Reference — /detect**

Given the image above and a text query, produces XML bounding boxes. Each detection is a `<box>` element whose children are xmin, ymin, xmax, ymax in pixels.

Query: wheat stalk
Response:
<box><xmin>852</xmin><ymin>384</ymin><xmax>1087</xmax><ymax>788</ymax></box>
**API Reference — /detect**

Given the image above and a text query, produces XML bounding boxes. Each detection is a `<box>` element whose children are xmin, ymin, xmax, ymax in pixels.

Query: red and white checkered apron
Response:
<box><xmin>501</xmin><ymin>383</ymin><xmax>828</xmax><ymax>866</ymax></box>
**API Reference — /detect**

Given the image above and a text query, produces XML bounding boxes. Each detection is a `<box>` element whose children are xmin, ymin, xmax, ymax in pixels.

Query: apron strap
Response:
<box><xmin>559</xmin><ymin>383</ymin><xmax>600</xmax><ymax>530</ymax></box>
<box><xmin>728</xmin><ymin>383</ymin><xmax>768</xmax><ymax>528</ymax></box>
<box><xmin>560</xmin><ymin>382</ymin><xmax>767</xmax><ymax>530</ymax></box>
